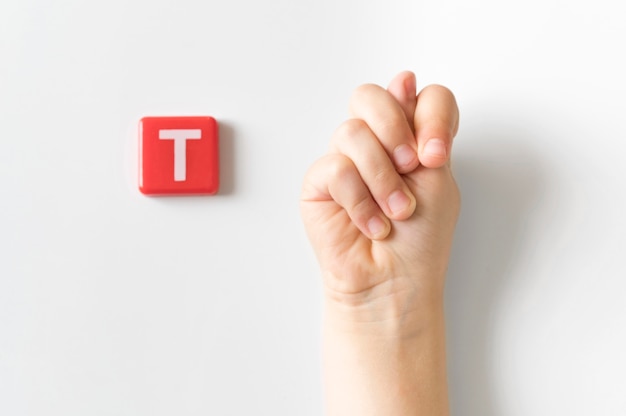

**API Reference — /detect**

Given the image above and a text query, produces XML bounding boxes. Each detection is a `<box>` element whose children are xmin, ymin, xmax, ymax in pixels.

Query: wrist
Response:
<box><xmin>323</xmin><ymin>288</ymin><xmax>449</xmax><ymax>416</ymax></box>
<box><xmin>322</xmin><ymin>273</ymin><xmax>446</xmax><ymax>339</ymax></box>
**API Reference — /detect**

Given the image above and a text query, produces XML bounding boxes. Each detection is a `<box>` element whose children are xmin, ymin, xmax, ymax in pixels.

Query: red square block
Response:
<box><xmin>139</xmin><ymin>116</ymin><xmax>219</xmax><ymax>195</ymax></box>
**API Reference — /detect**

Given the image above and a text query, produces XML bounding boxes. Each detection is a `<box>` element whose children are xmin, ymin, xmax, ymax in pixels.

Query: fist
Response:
<box><xmin>301</xmin><ymin>72</ymin><xmax>460</xmax><ymax>318</ymax></box>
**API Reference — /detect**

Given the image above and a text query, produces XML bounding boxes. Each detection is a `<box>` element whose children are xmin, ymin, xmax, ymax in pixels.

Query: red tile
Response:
<box><xmin>139</xmin><ymin>116</ymin><xmax>219</xmax><ymax>195</ymax></box>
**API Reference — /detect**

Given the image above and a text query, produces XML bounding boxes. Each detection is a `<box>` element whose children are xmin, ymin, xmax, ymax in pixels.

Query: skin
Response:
<box><xmin>300</xmin><ymin>71</ymin><xmax>460</xmax><ymax>415</ymax></box>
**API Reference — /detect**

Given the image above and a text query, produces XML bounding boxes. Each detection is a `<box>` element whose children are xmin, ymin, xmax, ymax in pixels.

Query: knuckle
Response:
<box><xmin>349</xmin><ymin>83</ymin><xmax>386</xmax><ymax>115</ymax></box>
<box><xmin>325</xmin><ymin>154</ymin><xmax>355</xmax><ymax>183</ymax></box>
<box><xmin>352</xmin><ymin>83</ymin><xmax>382</xmax><ymax>102</ymax></box>
<box><xmin>375</xmin><ymin>114</ymin><xmax>404</xmax><ymax>138</ymax></box>
<box><xmin>350</xmin><ymin>190</ymin><xmax>373</xmax><ymax>214</ymax></box>
<box><xmin>372</xmin><ymin>167</ymin><xmax>396</xmax><ymax>188</ymax></box>
<box><xmin>334</xmin><ymin>118</ymin><xmax>368</xmax><ymax>142</ymax></box>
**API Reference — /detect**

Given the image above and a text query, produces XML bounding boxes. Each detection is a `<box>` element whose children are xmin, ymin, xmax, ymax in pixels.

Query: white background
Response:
<box><xmin>1</xmin><ymin>0</ymin><xmax>625</xmax><ymax>415</ymax></box>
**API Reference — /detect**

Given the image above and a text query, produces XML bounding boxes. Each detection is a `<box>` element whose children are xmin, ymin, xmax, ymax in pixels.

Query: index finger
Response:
<box><xmin>349</xmin><ymin>83</ymin><xmax>419</xmax><ymax>174</ymax></box>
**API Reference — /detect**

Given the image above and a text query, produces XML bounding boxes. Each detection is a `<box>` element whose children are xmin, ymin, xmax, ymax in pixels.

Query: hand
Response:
<box><xmin>301</xmin><ymin>71</ymin><xmax>460</xmax><ymax>415</ymax></box>
<box><xmin>301</xmin><ymin>71</ymin><xmax>460</xmax><ymax>326</ymax></box>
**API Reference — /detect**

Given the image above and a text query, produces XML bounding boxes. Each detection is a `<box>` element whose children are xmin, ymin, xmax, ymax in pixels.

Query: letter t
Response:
<box><xmin>159</xmin><ymin>129</ymin><xmax>202</xmax><ymax>181</ymax></box>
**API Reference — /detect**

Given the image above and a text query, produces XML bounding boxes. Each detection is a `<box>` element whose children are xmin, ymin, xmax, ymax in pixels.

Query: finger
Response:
<box><xmin>349</xmin><ymin>83</ymin><xmax>419</xmax><ymax>174</ymax></box>
<box><xmin>301</xmin><ymin>153</ymin><xmax>391</xmax><ymax>240</ymax></box>
<box><xmin>386</xmin><ymin>71</ymin><xmax>417</xmax><ymax>130</ymax></box>
<box><xmin>330</xmin><ymin>119</ymin><xmax>416</xmax><ymax>221</ymax></box>
<box><xmin>414</xmin><ymin>84</ymin><xmax>460</xmax><ymax>168</ymax></box>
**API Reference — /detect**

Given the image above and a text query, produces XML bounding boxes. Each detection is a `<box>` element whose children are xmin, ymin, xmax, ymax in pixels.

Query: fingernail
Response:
<box><xmin>387</xmin><ymin>190</ymin><xmax>411</xmax><ymax>216</ymax></box>
<box><xmin>367</xmin><ymin>216</ymin><xmax>387</xmax><ymax>238</ymax></box>
<box><xmin>423</xmin><ymin>139</ymin><xmax>447</xmax><ymax>159</ymax></box>
<box><xmin>393</xmin><ymin>144</ymin><xmax>417</xmax><ymax>168</ymax></box>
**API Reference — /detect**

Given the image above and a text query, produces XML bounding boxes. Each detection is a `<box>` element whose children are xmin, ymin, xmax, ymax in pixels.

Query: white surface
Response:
<box><xmin>1</xmin><ymin>0</ymin><xmax>625</xmax><ymax>415</ymax></box>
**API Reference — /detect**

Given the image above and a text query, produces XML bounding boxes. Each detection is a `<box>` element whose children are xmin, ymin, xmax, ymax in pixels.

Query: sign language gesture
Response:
<box><xmin>301</xmin><ymin>71</ymin><xmax>460</xmax><ymax>416</ymax></box>
<box><xmin>301</xmin><ymin>71</ymin><xmax>460</xmax><ymax>319</ymax></box>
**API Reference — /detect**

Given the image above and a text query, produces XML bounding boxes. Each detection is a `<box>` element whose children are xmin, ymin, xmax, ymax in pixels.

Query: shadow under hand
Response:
<box><xmin>445</xmin><ymin>125</ymin><xmax>547</xmax><ymax>416</ymax></box>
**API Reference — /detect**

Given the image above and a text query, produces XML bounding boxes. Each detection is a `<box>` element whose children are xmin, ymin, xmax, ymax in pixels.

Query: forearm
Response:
<box><xmin>323</xmin><ymin>296</ymin><xmax>449</xmax><ymax>416</ymax></box>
